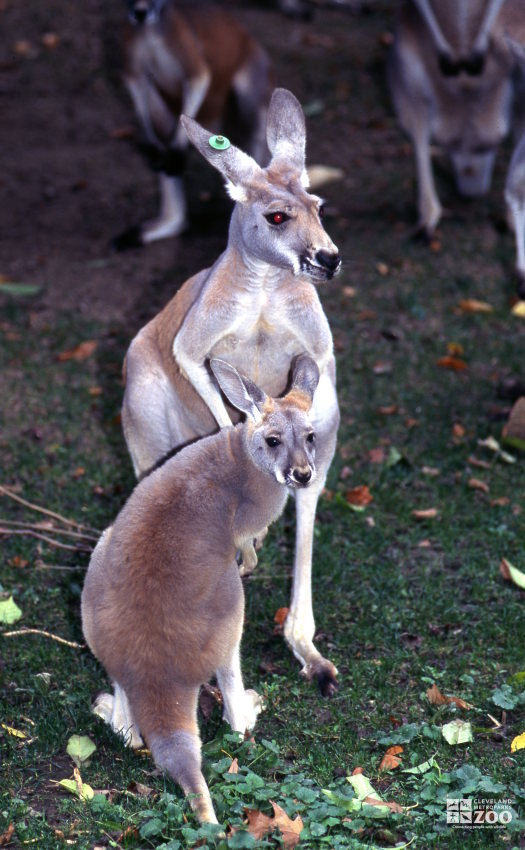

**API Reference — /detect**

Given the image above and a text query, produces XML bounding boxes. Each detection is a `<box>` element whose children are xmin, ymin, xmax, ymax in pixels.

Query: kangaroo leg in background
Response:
<box><xmin>216</xmin><ymin>643</ymin><xmax>263</xmax><ymax>733</ymax></box>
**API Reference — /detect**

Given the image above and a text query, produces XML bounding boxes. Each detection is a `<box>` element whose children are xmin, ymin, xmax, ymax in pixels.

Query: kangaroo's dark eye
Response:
<box><xmin>306</xmin><ymin>432</ymin><xmax>315</xmax><ymax>444</ymax></box>
<box><xmin>265</xmin><ymin>211</ymin><xmax>289</xmax><ymax>226</ymax></box>
<box><xmin>265</xmin><ymin>436</ymin><xmax>281</xmax><ymax>448</ymax></box>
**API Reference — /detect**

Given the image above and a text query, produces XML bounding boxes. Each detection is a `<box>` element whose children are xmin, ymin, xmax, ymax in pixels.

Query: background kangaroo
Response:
<box><xmin>81</xmin><ymin>355</ymin><xmax>319</xmax><ymax>824</ymax></box>
<box><xmin>116</xmin><ymin>0</ymin><xmax>273</xmax><ymax>248</ymax></box>
<box><xmin>121</xmin><ymin>87</ymin><xmax>341</xmax><ymax>696</ymax></box>
<box><xmin>388</xmin><ymin>0</ymin><xmax>525</xmax><ymax>237</ymax></box>
<box><xmin>505</xmin><ymin>38</ymin><xmax>525</xmax><ymax>296</ymax></box>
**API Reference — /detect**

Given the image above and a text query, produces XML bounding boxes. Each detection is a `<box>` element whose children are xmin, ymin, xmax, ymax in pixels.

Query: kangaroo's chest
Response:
<box><xmin>133</xmin><ymin>29</ymin><xmax>184</xmax><ymax>94</ymax></box>
<box><xmin>209</xmin><ymin>290</ymin><xmax>308</xmax><ymax>394</ymax></box>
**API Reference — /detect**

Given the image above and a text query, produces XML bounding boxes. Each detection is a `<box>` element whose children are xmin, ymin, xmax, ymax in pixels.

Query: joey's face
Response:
<box><xmin>125</xmin><ymin>0</ymin><xmax>166</xmax><ymax>25</ymax></box>
<box><xmin>249</xmin><ymin>401</ymin><xmax>316</xmax><ymax>488</ymax></box>
<box><xmin>237</xmin><ymin>170</ymin><xmax>341</xmax><ymax>282</ymax></box>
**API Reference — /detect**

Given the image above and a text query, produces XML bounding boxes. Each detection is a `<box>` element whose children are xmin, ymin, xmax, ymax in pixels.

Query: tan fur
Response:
<box><xmin>121</xmin><ymin>89</ymin><xmax>341</xmax><ymax>694</ymax></box>
<box><xmin>119</xmin><ymin>0</ymin><xmax>274</xmax><ymax>244</ymax></box>
<box><xmin>389</xmin><ymin>0</ymin><xmax>525</xmax><ymax>236</ymax></box>
<box><xmin>82</xmin><ymin>357</ymin><xmax>319</xmax><ymax>824</ymax></box>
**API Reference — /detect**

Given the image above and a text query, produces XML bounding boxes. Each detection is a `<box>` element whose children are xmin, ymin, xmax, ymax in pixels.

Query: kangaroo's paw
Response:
<box><xmin>92</xmin><ymin>691</ymin><xmax>114</xmax><ymax>723</ymax></box>
<box><xmin>243</xmin><ymin>688</ymin><xmax>265</xmax><ymax>730</ymax></box>
<box><xmin>111</xmin><ymin>225</ymin><xmax>144</xmax><ymax>252</ymax></box>
<box><xmin>300</xmin><ymin>659</ymin><xmax>339</xmax><ymax>698</ymax></box>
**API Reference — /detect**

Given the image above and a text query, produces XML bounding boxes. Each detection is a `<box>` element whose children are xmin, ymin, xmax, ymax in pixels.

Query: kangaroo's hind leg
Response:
<box><xmin>216</xmin><ymin>644</ymin><xmax>263</xmax><ymax>734</ymax></box>
<box><xmin>133</xmin><ymin>683</ymin><xmax>218</xmax><ymax>824</ymax></box>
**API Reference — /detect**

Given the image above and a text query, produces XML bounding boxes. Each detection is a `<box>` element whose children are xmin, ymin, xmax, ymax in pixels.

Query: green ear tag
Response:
<box><xmin>208</xmin><ymin>134</ymin><xmax>230</xmax><ymax>151</ymax></box>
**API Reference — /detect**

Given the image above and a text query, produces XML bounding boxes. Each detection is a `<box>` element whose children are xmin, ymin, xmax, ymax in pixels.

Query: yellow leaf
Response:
<box><xmin>511</xmin><ymin>300</ymin><xmax>525</xmax><ymax>317</ymax></box>
<box><xmin>511</xmin><ymin>732</ymin><xmax>525</xmax><ymax>752</ymax></box>
<box><xmin>1</xmin><ymin>723</ymin><xmax>27</xmax><ymax>739</ymax></box>
<box><xmin>500</xmin><ymin>558</ymin><xmax>525</xmax><ymax>590</ymax></box>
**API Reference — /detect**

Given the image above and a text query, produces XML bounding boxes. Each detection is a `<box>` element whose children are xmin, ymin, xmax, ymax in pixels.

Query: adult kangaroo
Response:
<box><xmin>122</xmin><ymin>88</ymin><xmax>341</xmax><ymax>695</ymax></box>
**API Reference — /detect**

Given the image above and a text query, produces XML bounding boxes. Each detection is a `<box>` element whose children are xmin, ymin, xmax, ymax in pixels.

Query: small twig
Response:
<box><xmin>3</xmin><ymin>628</ymin><xmax>85</xmax><ymax>649</ymax></box>
<box><xmin>0</xmin><ymin>518</ymin><xmax>99</xmax><ymax>542</ymax></box>
<box><xmin>0</xmin><ymin>485</ymin><xmax>100</xmax><ymax>533</ymax></box>
<box><xmin>0</xmin><ymin>527</ymin><xmax>92</xmax><ymax>552</ymax></box>
<box><xmin>35</xmin><ymin>560</ymin><xmax>86</xmax><ymax>572</ymax></box>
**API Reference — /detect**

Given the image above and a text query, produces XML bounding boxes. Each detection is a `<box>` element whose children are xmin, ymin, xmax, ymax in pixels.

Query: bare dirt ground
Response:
<box><xmin>1</xmin><ymin>0</ymin><xmax>394</xmax><ymax>333</ymax></box>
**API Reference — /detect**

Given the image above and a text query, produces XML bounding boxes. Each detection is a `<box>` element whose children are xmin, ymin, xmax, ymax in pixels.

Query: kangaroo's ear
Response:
<box><xmin>181</xmin><ymin>116</ymin><xmax>262</xmax><ymax>202</ymax></box>
<box><xmin>266</xmin><ymin>88</ymin><xmax>307</xmax><ymax>182</ymax></box>
<box><xmin>210</xmin><ymin>359</ymin><xmax>267</xmax><ymax>423</ymax></box>
<box><xmin>290</xmin><ymin>354</ymin><xmax>320</xmax><ymax>404</ymax></box>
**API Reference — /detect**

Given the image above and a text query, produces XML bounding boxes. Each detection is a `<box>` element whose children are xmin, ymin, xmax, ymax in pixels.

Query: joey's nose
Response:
<box><xmin>315</xmin><ymin>249</ymin><xmax>341</xmax><ymax>275</ymax></box>
<box><xmin>293</xmin><ymin>468</ymin><xmax>312</xmax><ymax>486</ymax></box>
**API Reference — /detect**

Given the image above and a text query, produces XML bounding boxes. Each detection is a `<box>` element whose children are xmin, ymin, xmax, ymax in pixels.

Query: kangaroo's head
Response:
<box><xmin>181</xmin><ymin>89</ymin><xmax>341</xmax><ymax>282</ymax></box>
<box><xmin>125</xmin><ymin>0</ymin><xmax>166</xmax><ymax>25</ymax></box>
<box><xmin>210</xmin><ymin>354</ymin><xmax>320</xmax><ymax>488</ymax></box>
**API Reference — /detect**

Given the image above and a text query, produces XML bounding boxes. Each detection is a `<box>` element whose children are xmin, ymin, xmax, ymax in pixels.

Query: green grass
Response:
<box><xmin>2</xmin><ymin>2</ymin><xmax>525</xmax><ymax>848</ymax></box>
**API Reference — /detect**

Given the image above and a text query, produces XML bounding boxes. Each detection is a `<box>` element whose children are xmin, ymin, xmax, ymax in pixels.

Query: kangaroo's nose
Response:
<box><xmin>132</xmin><ymin>3</ymin><xmax>149</xmax><ymax>23</ymax></box>
<box><xmin>293</xmin><ymin>468</ymin><xmax>312</xmax><ymax>486</ymax></box>
<box><xmin>315</xmin><ymin>249</ymin><xmax>341</xmax><ymax>274</ymax></box>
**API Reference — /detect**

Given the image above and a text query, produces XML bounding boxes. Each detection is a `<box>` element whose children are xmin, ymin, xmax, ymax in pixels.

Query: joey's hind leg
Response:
<box><xmin>216</xmin><ymin>645</ymin><xmax>263</xmax><ymax>734</ymax></box>
<box><xmin>135</xmin><ymin>685</ymin><xmax>218</xmax><ymax>823</ymax></box>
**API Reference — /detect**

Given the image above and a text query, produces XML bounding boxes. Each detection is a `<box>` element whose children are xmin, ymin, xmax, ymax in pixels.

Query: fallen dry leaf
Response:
<box><xmin>57</xmin><ymin>340</ymin><xmax>97</xmax><ymax>362</ymax></box>
<box><xmin>373</xmin><ymin>361</ymin><xmax>393</xmax><ymax>375</ymax></box>
<box><xmin>342</xmin><ymin>285</ymin><xmax>357</xmax><ymax>298</ymax></box>
<box><xmin>376</xmin><ymin>262</ymin><xmax>389</xmax><ymax>276</ymax></box>
<box><xmin>377</xmin><ymin>405</ymin><xmax>398</xmax><ymax>415</ymax></box>
<box><xmin>368</xmin><ymin>447</ymin><xmax>386</xmax><ymax>464</ymax></box>
<box><xmin>352</xmin><ymin>766</ymin><xmax>364</xmax><ymax>775</ymax></box>
<box><xmin>41</xmin><ymin>32</ymin><xmax>60</xmax><ymax>49</ymax></box>
<box><xmin>345</xmin><ymin>485</ymin><xmax>373</xmax><ymax>507</ymax></box>
<box><xmin>273</xmin><ymin>607</ymin><xmax>289</xmax><ymax>626</ymax></box>
<box><xmin>447</xmin><ymin>342</ymin><xmax>465</xmax><ymax>357</ymax></box>
<box><xmin>457</xmin><ymin>298</ymin><xmax>494</xmax><ymax>314</ymax></box>
<box><xmin>379</xmin><ymin>745</ymin><xmax>403</xmax><ymax>772</ymax></box>
<box><xmin>198</xmin><ymin>683</ymin><xmax>222</xmax><ymax>720</ymax></box>
<box><xmin>245</xmin><ymin>802</ymin><xmax>304</xmax><ymax>849</ymax></box>
<box><xmin>499</xmin><ymin>558</ymin><xmax>525</xmax><ymax>589</ymax></box>
<box><xmin>364</xmin><ymin>795</ymin><xmax>404</xmax><ymax>813</ymax></box>
<box><xmin>491</xmin><ymin>497</ymin><xmax>510</xmax><ymax>507</ymax></box>
<box><xmin>468</xmin><ymin>477</ymin><xmax>489</xmax><ymax>493</ymax></box>
<box><xmin>437</xmin><ymin>356</ymin><xmax>468</xmax><ymax>371</ymax></box>
<box><xmin>468</xmin><ymin>456</ymin><xmax>491</xmax><ymax>469</ymax></box>
<box><xmin>453</xmin><ymin>423</ymin><xmax>466</xmax><ymax>438</ymax></box>
<box><xmin>110</xmin><ymin>125</ymin><xmax>136</xmax><ymax>140</ymax></box>
<box><xmin>412</xmin><ymin>508</ymin><xmax>438</xmax><ymax>520</ymax></box>
<box><xmin>127</xmin><ymin>780</ymin><xmax>154</xmax><ymax>797</ymax></box>
<box><xmin>0</xmin><ymin>824</ymin><xmax>14</xmax><ymax>846</ymax></box>
<box><xmin>228</xmin><ymin>758</ymin><xmax>239</xmax><ymax>774</ymax></box>
<box><xmin>426</xmin><ymin>683</ymin><xmax>472</xmax><ymax>710</ymax></box>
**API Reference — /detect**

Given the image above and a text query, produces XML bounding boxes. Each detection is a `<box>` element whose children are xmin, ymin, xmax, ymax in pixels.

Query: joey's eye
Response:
<box><xmin>306</xmin><ymin>432</ymin><xmax>315</xmax><ymax>444</ymax></box>
<box><xmin>265</xmin><ymin>211</ymin><xmax>289</xmax><ymax>226</ymax></box>
<box><xmin>265</xmin><ymin>436</ymin><xmax>281</xmax><ymax>448</ymax></box>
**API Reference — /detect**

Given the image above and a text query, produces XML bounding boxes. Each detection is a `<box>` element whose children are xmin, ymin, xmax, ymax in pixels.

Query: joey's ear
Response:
<box><xmin>266</xmin><ymin>88</ymin><xmax>307</xmax><ymax>180</ymax></box>
<box><xmin>210</xmin><ymin>359</ymin><xmax>268</xmax><ymax>423</ymax></box>
<box><xmin>290</xmin><ymin>354</ymin><xmax>320</xmax><ymax>404</ymax></box>
<box><xmin>180</xmin><ymin>116</ymin><xmax>262</xmax><ymax>201</ymax></box>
